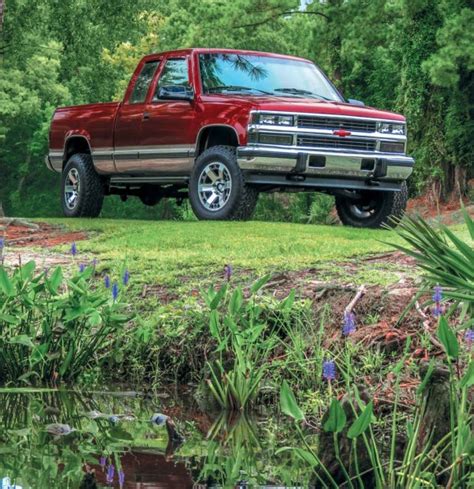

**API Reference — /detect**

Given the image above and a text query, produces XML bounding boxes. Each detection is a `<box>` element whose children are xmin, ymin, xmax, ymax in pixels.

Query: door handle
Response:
<box><xmin>143</xmin><ymin>111</ymin><xmax>150</xmax><ymax>121</ymax></box>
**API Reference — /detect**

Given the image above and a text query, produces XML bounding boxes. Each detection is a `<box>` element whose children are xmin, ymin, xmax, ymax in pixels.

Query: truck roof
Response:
<box><xmin>140</xmin><ymin>48</ymin><xmax>313</xmax><ymax>64</ymax></box>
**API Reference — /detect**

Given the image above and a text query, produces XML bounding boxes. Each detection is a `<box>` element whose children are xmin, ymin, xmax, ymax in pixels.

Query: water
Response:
<box><xmin>0</xmin><ymin>389</ymin><xmax>310</xmax><ymax>488</ymax></box>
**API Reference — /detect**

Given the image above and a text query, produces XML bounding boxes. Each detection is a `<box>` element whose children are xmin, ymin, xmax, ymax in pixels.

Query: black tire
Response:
<box><xmin>61</xmin><ymin>153</ymin><xmax>104</xmax><ymax>217</ymax></box>
<box><xmin>335</xmin><ymin>182</ymin><xmax>408</xmax><ymax>228</ymax></box>
<box><xmin>189</xmin><ymin>145</ymin><xmax>258</xmax><ymax>220</ymax></box>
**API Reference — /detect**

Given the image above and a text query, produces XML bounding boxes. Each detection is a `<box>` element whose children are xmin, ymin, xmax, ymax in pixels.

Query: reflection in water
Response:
<box><xmin>0</xmin><ymin>390</ymin><xmax>308</xmax><ymax>488</ymax></box>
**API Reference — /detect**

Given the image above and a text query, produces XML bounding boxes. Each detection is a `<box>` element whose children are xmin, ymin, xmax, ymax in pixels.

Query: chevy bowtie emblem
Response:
<box><xmin>333</xmin><ymin>129</ymin><xmax>351</xmax><ymax>137</ymax></box>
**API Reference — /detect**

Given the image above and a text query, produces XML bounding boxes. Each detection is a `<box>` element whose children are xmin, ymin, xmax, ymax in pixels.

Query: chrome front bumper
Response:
<box><xmin>237</xmin><ymin>146</ymin><xmax>414</xmax><ymax>182</ymax></box>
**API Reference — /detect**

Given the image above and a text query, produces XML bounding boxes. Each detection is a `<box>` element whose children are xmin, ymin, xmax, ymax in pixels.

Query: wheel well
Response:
<box><xmin>63</xmin><ymin>137</ymin><xmax>91</xmax><ymax>167</ymax></box>
<box><xmin>196</xmin><ymin>126</ymin><xmax>239</xmax><ymax>156</ymax></box>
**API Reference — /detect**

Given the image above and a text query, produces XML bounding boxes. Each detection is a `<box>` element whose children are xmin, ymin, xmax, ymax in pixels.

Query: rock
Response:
<box><xmin>45</xmin><ymin>423</ymin><xmax>75</xmax><ymax>436</ymax></box>
<box><xmin>150</xmin><ymin>413</ymin><xmax>169</xmax><ymax>426</ymax></box>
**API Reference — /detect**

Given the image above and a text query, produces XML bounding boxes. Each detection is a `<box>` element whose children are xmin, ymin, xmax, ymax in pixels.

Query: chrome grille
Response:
<box><xmin>297</xmin><ymin>116</ymin><xmax>376</xmax><ymax>133</ymax></box>
<box><xmin>297</xmin><ymin>135</ymin><xmax>376</xmax><ymax>152</ymax></box>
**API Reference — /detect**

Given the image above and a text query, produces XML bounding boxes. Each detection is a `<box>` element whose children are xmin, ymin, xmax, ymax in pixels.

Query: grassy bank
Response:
<box><xmin>43</xmin><ymin>218</ymin><xmax>409</xmax><ymax>289</ymax></box>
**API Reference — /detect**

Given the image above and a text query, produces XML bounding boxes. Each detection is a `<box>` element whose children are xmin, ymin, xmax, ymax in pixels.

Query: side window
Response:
<box><xmin>153</xmin><ymin>58</ymin><xmax>190</xmax><ymax>100</ymax></box>
<box><xmin>129</xmin><ymin>60</ymin><xmax>160</xmax><ymax>104</ymax></box>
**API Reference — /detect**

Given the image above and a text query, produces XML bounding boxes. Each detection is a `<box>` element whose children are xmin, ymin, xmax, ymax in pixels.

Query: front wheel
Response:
<box><xmin>189</xmin><ymin>145</ymin><xmax>258</xmax><ymax>220</ymax></box>
<box><xmin>61</xmin><ymin>153</ymin><xmax>104</xmax><ymax>217</ymax></box>
<box><xmin>335</xmin><ymin>182</ymin><xmax>408</xmax><ymax>228</ymax></box>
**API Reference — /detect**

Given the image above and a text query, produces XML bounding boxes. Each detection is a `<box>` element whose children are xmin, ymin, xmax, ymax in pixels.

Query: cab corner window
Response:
<box><xmin>153</xmin><ymin>58</ymin><xmax>190</xmax><ymax>101</ymax></box>
<box><xmin>129</xmin><ymin>60</ymin><xmax>160</xmax><ymax>104</ymax></box>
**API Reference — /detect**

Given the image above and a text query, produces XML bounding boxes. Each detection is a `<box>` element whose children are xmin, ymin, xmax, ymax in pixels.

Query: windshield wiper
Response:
<box><xmin>206</xmin><ymin>85</ymin><xmax>274</xmax><ymax>95</ymax></box>
<box><xmin>273</xmin><ymin>88</ymin><xmax>331</xmax><ymax>100</ymax></box>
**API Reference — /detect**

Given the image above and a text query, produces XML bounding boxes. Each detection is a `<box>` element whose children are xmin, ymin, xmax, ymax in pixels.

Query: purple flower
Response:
<box><xmin>465</xmin><ymin>329</ymin><xmax>474</xmax><ymax>344</ymax></box>
<box><xmin>70</xmin><ymin>242</ymin><xmax>77</xmax><ymax>256</ymax></box>
<box><xmin>106</xmin><ymin>464</ymin><xmax>115</xmax><ymax>484</ymax></box>
<box><xmin>112</xmin><ymin>282</ymin><xmax>119</xmax><ymax>301</ymax></box>
<box><xmin>432</xmin><ymin>285</ymin><xmax>443</xmax><ymax>317</ymax></box>
<box><xmin>119</xmin><ymin>469</ymin><xmax>125</xmax><ymax>488</ymax></box>
<box><xmin>79</xmin><ymin>263</ymin><xmax>86</xmax><ymax>273</ymax></box>
<box><xmin>322</xmin><ymin>360</ymin><xmax>336</xmax><ymax>381</ymax></box>
<box><xmin>99</xmin><ymin>456</ymin><xmax>106</xmax><ymax>469</ymax></box>
<box><xmin>343</xmin><ymin>311</ymin><xmax>356</xmax><ymax>336</ymax></box>
<box><xmin>432</xmin><ymin>285</ymin><xmax>442</xmax><ymax>303</ymax></box>
<box><xmin>0</xmin><ymin>237</ymin><xmax>4</xmax><ymax>250</ymax></box>
<box><xmin>104</xmin><ymin>275</ymin><xmax>111</xmax><ymax>289</ymax></box>
<box><xmin>224</xmin><ymin>264</ymin><xmax>233</xmax><ymax>282</ymax></box>
<box><xmin>122</xmin><ymin>269</ymin><xmax>130</xmax><ymax>286</ymax></box>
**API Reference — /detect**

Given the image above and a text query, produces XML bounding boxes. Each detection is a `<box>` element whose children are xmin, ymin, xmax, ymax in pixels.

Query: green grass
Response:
<box><xmin>43</xmin><ymin>219</ymin><xmax>402</xmax><ymax>286</ymax></box>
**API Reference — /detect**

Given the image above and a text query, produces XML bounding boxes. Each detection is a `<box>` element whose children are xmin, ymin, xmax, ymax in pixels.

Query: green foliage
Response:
<box><xmin>0</xmin><ymin>261</ymin><xmax>130</xmax><ymax>384</ymax></box>
<box><xmin>391</xmin><ymin>208</ymin><xmax>474</xmax><ymax>323</ymax></box>
<box><xmin>204</xmin><ymin>279</ymin><xmax>280</xmax><ymax>411</ymax></box>
<box><xmin>323</xmin><ymin>398</ymin><xmax>347</xmax><ymax>433</ymax></box>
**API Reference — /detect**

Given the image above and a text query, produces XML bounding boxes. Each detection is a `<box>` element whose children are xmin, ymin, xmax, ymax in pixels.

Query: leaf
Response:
<box><xmin>8</xmin><ymin>335</ymin><xmax>34</xmax><ymax>348</ymax></box>
<box><xmin>209</xmin><ymin>310</ymin><xmax>220</xmax><ymax>339</ymax></box>
<box><xmin>347</xmin><ymin>401</ymin><xmax>373</xmax><ymax>438</ymax></box>
<box><xmin>19</xmin><ymin>260</ymin><xmax>36</xmax><ymax>282</ymax></box>
<box><xmin>460</xmin><ymin>361</ymin><xmax>474</xmax><ymax>389</ymax></box>
<box><xmin>323</xmin><ymin>398</ymin><xmax>347</xmax><ymax>433</ymax></box>
<box><xmin>228</xmin><ymin>287</ymin><xmax>243</xmax><ymax>315</ymax></box>
<box><xmin>461</xmin><ymin>202</ymin><xmax>474</xmax><ymax>240</ymax></box>
<box><xmin>109</xmin><ymin>426</ymin><xmax>133</xmax><ymax>441</ymax></box>
<box><xmin>210</xmin><ymin>284</ymin><xmax>227</xmax><ymax>310</ymax></box>
<box><xmin>59</xmin><ymin>345</ymin><xmax>75</xmax><ymax>377</ymax></box>
<box><xmin>280</xmin><ymin>380</ymin><xmax>305</xmax><ymax>421</ymax></box>
<box><xmin>48</xmin><ymin>267</ymin><xmax>63</xmax><ymax>294</ymax></box>
<box><xmin>0</xmin><ymin>268</ymin><xmax>15</xmax><ymax>296</ymax></box>
<box><xmin>0</xmin><ymin>313</ymin><xmax>20</xmax><ymax>325</ymax></box>
<box><xmin>281</xmin><ymin>289</ymin><xmax>295</xmax><ymax>312</ymax></box>
<box><xmin>276</xmin><ymin>447</ymin><xmax>318</xmax><ymax>467</ymax></box>
<box><xmin>250</xmin><ymin>274</ymin><xmax>271</xmax><ymax>294</ymax></box>
<box><xmin>437</xmin><ymin>316</ymin><xmax>459</xmax><ymax>359</ymax></box>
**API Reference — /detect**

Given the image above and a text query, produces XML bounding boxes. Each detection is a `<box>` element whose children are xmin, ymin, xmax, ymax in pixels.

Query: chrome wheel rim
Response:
<box><xmin>64</xmin><ymin>168</ymin><xmax>80</xmax><ymax>210</ymax></box>
<box><xmin>198</xmin><ymin>162</ymin><xmax>232</xmax><ymax>211</ymax></box>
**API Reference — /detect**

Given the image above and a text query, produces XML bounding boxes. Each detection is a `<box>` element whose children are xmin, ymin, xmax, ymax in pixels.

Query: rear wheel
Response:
<box><xmin>189</xmin><ymin>145</ymin><xmax>258</xmax><ymax>220</ymax></box>
<box><xmin>335</xmin><ymin>182</ymin><xmax>408</xmax><ymax>228</ymax></box>
<box><xmin>61</xmin><ymin>153</ymin><xmax>104</xmax><ymax>217</ymax></box>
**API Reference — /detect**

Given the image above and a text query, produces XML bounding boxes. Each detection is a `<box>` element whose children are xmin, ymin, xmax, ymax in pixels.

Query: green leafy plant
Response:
<box><xmin>390</xmin><ymin>206</ymin><xmax>474</xmax><ymax>329</ymax></box>
<box><xmin>204</xmin><ymin>276</ymin><xmax>281</xmax><ymax>411</ymax></box>
<box><xmin>0</xmin><ymin>261</ymin><xmax>131</xmax><ymax>384</ymax></box>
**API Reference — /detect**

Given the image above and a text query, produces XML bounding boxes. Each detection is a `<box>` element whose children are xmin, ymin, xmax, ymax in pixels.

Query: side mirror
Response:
<box><xmin>157</xmin><ymin>85</ymin><xmax>194</xmax><ymax>101</ymax></box>
<box><xmin>347</xmin><ymin>98</ymin><xmax>365</xmax><ymax>106</ymax></box>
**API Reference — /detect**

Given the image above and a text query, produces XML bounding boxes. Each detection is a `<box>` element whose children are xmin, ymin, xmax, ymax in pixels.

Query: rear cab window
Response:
<box><xmin>129</xmin><ymin>60</ymin><xmax>160</xmax><ymax>104</ymax></box>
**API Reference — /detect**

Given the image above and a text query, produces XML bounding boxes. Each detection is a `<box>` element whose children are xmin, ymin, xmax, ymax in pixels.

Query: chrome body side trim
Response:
<box><xmin>110</xmin><ymin>176</ymin><xmax>188</xmax><ymax>185</ymax></box>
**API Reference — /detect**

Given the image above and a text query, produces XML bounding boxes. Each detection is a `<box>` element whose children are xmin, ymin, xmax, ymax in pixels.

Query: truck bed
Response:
<box><xmin>49</xmin><ymin>102</ymin><xmax>121</xmax><ymax>153</ymax></box>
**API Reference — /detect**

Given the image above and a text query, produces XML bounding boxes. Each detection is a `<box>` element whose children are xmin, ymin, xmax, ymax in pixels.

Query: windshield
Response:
<box><xmin>199</xmin><ymin>53</ymin><xmax>342</xmax><ymax>102</ymax></box>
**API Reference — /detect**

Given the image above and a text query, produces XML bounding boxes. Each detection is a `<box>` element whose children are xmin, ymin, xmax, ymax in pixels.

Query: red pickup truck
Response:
<box><xmin>46</xmin><ymin>48</ymin><xmax>413</xmax><ymax>228</ymax></box>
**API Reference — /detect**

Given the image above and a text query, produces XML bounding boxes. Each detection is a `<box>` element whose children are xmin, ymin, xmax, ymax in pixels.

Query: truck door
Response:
<box><xmin>138</xmin><ymin>56</ymin><xmax>196</xmax><ymax>175</ymax></box>
<box><xmin>114</xmin><ymin>59</ymin><xmax>161</xmax><ymax>173</ymax></box>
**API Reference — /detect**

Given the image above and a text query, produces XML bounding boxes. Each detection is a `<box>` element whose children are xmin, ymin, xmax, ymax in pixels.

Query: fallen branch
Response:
<box><xmin>0</xmin><ymin>218</ymin><xmax>40</xmax><ymax>230</ymax></box>
<box><xmin>345</xmin><ymin>285</ymin><xmax>366</xmax><ymax>316</ymax></box>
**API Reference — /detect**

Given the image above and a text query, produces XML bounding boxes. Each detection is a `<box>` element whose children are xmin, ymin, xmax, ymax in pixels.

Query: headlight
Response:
<box><xmin>253</xmin><ymin>113</ymin><xmax>294</xmax><ymax>126</ymax></box>
<box><xmin>377</xmin><ymin>122</ymin><xmax>405</xmax><ymax>135</ymax></box>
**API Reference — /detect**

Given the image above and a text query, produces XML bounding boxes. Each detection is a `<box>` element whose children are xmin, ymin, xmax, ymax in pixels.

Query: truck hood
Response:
<box><xmin>250</xmin><ymin>97</ymin><xmax>405</xmax><ymax>121</ymax></box>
